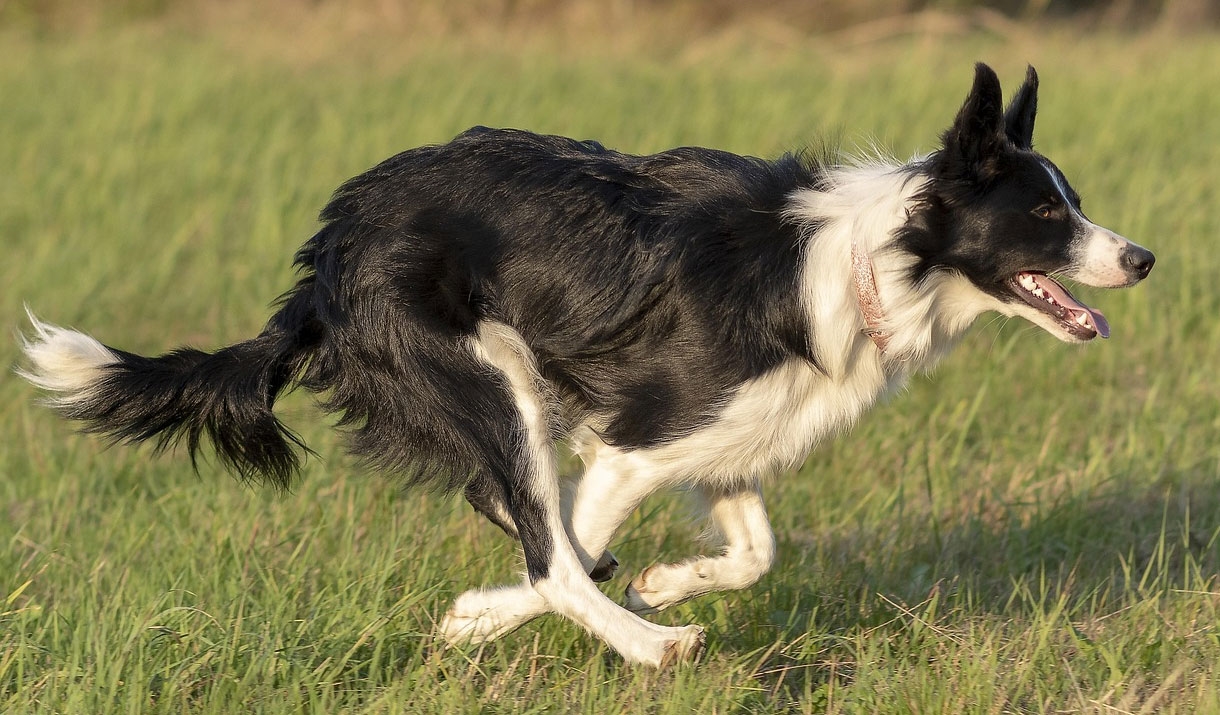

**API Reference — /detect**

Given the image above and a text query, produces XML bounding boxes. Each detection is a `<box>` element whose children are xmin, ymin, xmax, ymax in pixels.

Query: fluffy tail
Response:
<box><xmin>18</xmin><ymin>292</ymin><xmax>318</xmax><ymax>488</ymax></box>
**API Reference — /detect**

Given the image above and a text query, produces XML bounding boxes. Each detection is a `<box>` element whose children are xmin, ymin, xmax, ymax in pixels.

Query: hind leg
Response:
<box><xmin>439</xmin><ymin>323</ymin><xmax>703</xmax><ymax>666</ymax></box>
<box><xmin>464</xmin><ymin>475</ymin><xmax>520</xmax><ymax>539</ymax></box>
<box><xmin>441</xmin><ymin>447</ymin><xmax>654</xmax><ymax>644</ymax></box>
<box><xmin>624</xmin><ymin>480</ymin><xmax>775</xmax><ymax>614</ymax></box>
<box><xmin>464</xmin><ymin>471</ymin><xmax>619</xmax><ymax>582</ymax></box>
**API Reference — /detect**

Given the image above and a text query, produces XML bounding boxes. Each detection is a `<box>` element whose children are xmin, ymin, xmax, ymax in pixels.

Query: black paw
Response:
<box><xmin>589</xmin><ymin>551</ymin><xmax>619</xmax><ymax>582</ymax></box>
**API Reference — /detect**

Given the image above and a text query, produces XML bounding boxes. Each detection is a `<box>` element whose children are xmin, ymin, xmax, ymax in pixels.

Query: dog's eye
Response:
<box><xmin>1032</xmin><ymin>204</ymin><xmax>1054</xmax><ymax>219</ymax></box>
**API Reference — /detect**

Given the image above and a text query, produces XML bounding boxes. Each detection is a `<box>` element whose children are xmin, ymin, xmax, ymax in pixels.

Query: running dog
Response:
<box><xmin>20</xmin><ymin>64</ymin><xmax>1154</xmax><ymax>666</ymax></box>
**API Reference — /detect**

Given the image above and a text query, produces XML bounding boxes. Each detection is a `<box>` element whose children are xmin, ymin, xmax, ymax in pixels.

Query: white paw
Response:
<box><xmin>658</xmin><ymin>625</ymin><xmax>707</xmax><ymax>668</ymax></box>
<box><xmin>623</xmin><ymin>563</ymin><xmax>705</xmax><ymax>614</ymax></box>
<box><xmin>613</xmin><ymin>623</ymin><xmax>706</xmax><ymax>668</ymax></box>
<box><xmin>438</xmin><ymin>587</ymin><xmax>543</xmax><ymax>645</ymax></box>
<box><xmin>438</xmin><ymin>603</ymin><xmax>502</xmax><ymax>646</ymax></box>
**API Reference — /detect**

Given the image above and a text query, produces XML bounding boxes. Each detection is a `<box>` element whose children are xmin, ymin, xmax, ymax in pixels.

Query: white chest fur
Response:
<box><xmin>632</xmin><ymin>351</ymin><xmax>899</xmax><ymax>486</ymax></box>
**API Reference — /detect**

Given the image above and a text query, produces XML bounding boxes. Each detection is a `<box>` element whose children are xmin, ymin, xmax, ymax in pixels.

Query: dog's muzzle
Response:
<box><xmin>1069</xmin><ymin>224</ymin><xmax>1155</xmax><ymax>289</ymax></box>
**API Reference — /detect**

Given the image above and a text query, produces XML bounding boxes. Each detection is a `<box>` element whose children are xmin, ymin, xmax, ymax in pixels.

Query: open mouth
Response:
<box><xmin>1009</xmin><ymin>272</ymin><xmax>1110</xmax><ymax>340</ymax></box>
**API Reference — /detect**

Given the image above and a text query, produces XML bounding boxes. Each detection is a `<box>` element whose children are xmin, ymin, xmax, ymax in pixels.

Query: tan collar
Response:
<box><xmin>851</xmin><ymin>241</ymin><xmax>890</xmax><ymax>353</ymax></box>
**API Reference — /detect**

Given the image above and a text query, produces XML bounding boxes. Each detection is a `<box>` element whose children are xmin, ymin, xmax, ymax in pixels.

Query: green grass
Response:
<box><xmin>3</xmin><ymin>21</ymin><xmax>1220</xmax><ymax>713</ymax></box>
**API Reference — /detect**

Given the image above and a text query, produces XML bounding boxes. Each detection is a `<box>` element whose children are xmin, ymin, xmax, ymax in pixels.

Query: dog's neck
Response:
<box><xmin>851</xmin><ymin>241</ymin><xmax>889</xmax><ymax>352</ymax></box>
<box><xmin>789</xmin><ymin>161</ymin><xmax>983</xmax><ymax>375</ymax></box>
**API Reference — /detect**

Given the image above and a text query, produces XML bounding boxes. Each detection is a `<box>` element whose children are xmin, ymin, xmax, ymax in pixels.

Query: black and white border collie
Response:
<box><xmin>20</xmin><ymin>64</ymin><xmax>1153</xmax><ymax>667</ymax></box>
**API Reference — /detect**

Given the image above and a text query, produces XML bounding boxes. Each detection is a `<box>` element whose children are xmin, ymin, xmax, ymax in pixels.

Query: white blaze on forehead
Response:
<box><xmin>1041</xmin><ymin>160</ymin><xmax>1084</xmax><ymax>218</ymax></box>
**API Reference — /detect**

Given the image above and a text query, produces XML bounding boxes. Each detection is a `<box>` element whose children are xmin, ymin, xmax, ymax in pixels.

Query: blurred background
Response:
<box><xmin>4</xmin><ymin>0</ymin><xmax>1220</xmax><ymax>34</ymax></box>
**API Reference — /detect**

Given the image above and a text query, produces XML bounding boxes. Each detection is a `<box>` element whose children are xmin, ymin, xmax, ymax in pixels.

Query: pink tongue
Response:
<box><xmin>1088</xmin><ymin>309</ymin><xmax>1111</xmax><ymax>339</ymax></box>
<box><xmin>1033</xmin><ymin>275</ymin><xmax>1111</xmax><ymax>339</ymax></box>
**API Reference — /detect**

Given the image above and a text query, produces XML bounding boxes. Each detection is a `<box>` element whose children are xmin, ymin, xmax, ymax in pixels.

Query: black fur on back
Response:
<box><xmin>282</xmin><ymin>127</ymin><xmax>825</xmax><ymax>490</ymax></box>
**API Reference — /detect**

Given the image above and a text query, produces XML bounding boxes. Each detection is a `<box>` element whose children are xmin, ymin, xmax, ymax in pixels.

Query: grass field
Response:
<box><xmin>3</xmin><ymin>15</ymin><xmax>1220</xmax><ymax>713</ymax></box>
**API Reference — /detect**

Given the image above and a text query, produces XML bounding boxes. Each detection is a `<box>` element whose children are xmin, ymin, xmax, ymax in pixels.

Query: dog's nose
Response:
<box><xmin>1123</xmin><ymin>245</ymin><xmax>1155</xmax><ymax>280</ymax></box>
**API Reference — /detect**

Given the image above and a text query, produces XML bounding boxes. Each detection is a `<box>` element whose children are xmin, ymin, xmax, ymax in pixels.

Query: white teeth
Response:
<box><xmin>1076</xmin><ymin>313</ymin><xmax>1091</xmax><ymax>328</ymax></box>
<box><xmin>1018</xmin><ymin>274</ymin><xmax>1054</xmax><ymax>303</ymax></box>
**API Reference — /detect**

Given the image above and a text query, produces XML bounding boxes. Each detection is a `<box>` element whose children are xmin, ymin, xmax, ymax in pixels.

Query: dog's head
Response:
<box><xmin>904</xmin><ymin>63</ymin><xmax>1154</xmax><ymax>342</ymax></box>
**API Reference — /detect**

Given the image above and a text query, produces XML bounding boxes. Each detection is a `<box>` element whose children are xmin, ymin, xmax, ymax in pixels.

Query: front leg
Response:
<box><xmin>624</xmin><ymin>480</ymin><xmax>775</xmax><ymax>614</ymax></box>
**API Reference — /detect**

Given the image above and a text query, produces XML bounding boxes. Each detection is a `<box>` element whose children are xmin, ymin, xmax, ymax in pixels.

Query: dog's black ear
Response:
<box><xmin>939</xmin><ymin>63</ymin><xmax>1005</xmax><ymax>181</ymax></box>
<box><xmin>1004</xmin><ymin>65</ymin><xmax>1038</xmax><ymax>150</ymax></box>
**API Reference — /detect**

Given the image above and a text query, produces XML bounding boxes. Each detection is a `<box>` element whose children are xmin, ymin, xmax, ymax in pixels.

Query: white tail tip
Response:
<box><xmin>17</xmin><ymin>307</ymin><xmax>119</xmax><ymax>405</ymax></box>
